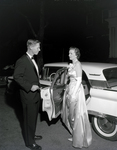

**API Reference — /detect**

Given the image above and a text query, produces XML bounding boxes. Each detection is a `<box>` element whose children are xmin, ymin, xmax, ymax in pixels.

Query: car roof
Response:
<box><xmin>44</xmin><ymin>62</ymin><xmax>117</xmax><ymax>69</ymax></box>
<box><xmin>82</xmin><ymin>62</ymin><xmax>117</xmax><ymax>69</ymax></box>
<box><xmin>82</xmin><ymin>62</ymin><xmax>117</xmax><ymax>80</ymax></box>
<box><xmin>44</xmin><ymin>62</ymin><xmax>68</xmax><ymax>67</ymax></box>
<box><xmin>44</xmin><ymin>62</ymin><xmax>117</xmax><ymax>81</ymax></box>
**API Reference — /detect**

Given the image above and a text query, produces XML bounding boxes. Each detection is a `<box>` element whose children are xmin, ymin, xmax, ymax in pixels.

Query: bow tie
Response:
<box><xmin>31</xmin><ymin>56</ymin><xmax>34</xmax><ymax>59</ymax></box>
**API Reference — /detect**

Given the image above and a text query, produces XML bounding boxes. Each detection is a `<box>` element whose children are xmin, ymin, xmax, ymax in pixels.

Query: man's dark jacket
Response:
<box><xmin>13</xmin><ymin>54</ymin><xmax>40</xmax><ymax>104</ymax></box>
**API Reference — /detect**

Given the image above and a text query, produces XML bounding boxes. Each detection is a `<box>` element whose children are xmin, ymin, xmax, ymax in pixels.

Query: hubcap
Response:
<box><xmin>97</xmin><ymin>117</ymin><xmax>115</xmax><ymax>134</ymax></box>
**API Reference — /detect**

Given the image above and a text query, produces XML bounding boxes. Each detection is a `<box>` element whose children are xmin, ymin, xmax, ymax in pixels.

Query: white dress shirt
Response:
<box><xmin>26</xmin><ymin>52</ymin><xmax>39</xmax><ymax>77</ymax></box>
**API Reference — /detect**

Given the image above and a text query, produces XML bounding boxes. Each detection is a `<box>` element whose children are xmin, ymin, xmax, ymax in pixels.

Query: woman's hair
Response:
<box><xmin>69</xmin><ymin>46</ymin><xmax>81</xmax><ymax>59</ymax></box>
<box><xmin>27</xmin><ymin>39</ymin><xmax>40</xmax><ymax>48</ymax></box>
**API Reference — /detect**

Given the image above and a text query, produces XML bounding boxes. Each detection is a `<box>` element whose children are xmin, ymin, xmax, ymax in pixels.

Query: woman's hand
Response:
<box><xmin>67</xmin><ymin>63</ymin><xmax>74</xmax><ymax>71</ymax></box>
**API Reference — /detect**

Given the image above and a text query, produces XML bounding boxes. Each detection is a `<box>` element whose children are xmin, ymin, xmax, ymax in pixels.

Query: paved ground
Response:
<box><xmin>0</xmin><ymin>87</ymin><xmax>117</xmax><ymax>150</ymax></box>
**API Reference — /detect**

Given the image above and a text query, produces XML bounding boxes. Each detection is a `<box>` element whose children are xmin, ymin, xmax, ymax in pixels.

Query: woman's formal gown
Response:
<box><xmin>61</xmin><ymin>65</ymin><xmax>92</xmax><ymax>148</ymax></box>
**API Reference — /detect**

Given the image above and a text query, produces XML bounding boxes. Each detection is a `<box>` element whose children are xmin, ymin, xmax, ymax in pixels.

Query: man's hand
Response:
<box><xmin>31</xmin><ymin>85</ymin><xmax>40</xmax><ymax>92</ymax></box>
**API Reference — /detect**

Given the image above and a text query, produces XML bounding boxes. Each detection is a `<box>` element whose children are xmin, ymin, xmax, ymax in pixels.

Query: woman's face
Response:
<box><xmin>69</xmin><ymin>49</ymin><xmax>77</xmax><ymax>61</ymax></box>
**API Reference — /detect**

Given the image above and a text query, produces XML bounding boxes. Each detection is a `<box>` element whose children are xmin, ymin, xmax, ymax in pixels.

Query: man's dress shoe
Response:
<box><xmin>28</xmin><ymin>144</ymin><xmax>42</xmax><ymax>150</ymax></box>
<box><xmin>34</xmin><ymin>135</ymin><xmax>42</xmax><ymax>140</ymax></box>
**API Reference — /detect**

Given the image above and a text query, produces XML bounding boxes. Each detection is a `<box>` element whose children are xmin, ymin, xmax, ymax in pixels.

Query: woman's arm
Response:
<box><xmin>72</xmin><ymin>62</ymin><xmax>82</xmax><ymax>97</ymax></box>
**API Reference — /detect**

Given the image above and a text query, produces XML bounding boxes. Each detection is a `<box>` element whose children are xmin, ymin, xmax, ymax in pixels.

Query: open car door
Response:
<box><xmin>41</xmin><ymin>67</ymin><xmax>67</xmax><ymax>121</ymax></box>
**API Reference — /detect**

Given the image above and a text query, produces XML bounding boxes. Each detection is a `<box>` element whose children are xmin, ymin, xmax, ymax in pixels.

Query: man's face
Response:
<box><xmin>30</xmin><ymin>43</ymin><xmax>40</xmax><ymax>55</ymax></box>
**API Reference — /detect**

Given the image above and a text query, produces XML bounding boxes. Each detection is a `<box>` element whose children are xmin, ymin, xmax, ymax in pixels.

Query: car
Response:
<box><xmin>6</xmin><ymin>62</ymin><xmax>117</xmax><ymax>141</ymax></box>
<box><xmin>40</xmin><ymin>62</ymin><xmax>117</xmax><ymax>141</ymax></box>
<box><xmin>0</xmin><ymin>64</ymin><xmax>14</xmax><ymax>87</ymax></box>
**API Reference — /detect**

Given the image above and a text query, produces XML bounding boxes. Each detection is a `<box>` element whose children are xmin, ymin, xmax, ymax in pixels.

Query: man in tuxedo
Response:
<box><xmin>13</xmin><ymin>39</ymin><xmax>42</xmax><ymax>150</ymax></box>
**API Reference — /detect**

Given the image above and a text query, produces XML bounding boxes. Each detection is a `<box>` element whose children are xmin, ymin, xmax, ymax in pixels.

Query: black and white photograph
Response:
<box><xmin>0</xmin><ymin>0</ymin><xmax>117</xmax><ymax>150</ymax></box>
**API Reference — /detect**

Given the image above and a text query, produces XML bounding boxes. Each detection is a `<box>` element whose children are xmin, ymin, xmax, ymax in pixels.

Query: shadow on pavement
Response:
<box><xmin>4</xmin><ymin>91</ymin><xmax>24</xmax><ymax>130</ymax></box>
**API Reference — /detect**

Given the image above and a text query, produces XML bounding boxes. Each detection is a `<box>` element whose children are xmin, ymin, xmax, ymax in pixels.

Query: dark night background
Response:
<box><xmin>0</xmin><ymin>0</ymin><xmax>117</xmax><ymax>70</ymax></box>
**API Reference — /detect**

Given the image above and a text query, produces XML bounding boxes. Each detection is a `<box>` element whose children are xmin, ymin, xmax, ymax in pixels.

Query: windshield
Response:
<box><xmin>103</xmin><ymin>67</ymin><xmax>117</xmax><ymax>87</ymax></box>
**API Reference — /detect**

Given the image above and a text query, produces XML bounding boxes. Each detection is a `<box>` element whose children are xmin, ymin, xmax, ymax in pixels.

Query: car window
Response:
<box><xmin>82</xmin><ymin>71</ymin><xmax>108</xmax><ymax>89</ymax></box>
<box><xmin>54</xmin><ymin>76</ymin><xmax>61</xmax><ymax>85</ymax></box>
<box><xmin>51</xmin><ymin>67</ymin><xmax>68</xmax><ymax>88</ymax></box>
<box><xmin>54</xmin><ymin>71</ymin><xmax>65</xmax><ymax>85</ymax></box>
<box><xmin>41</xmin><ymin>66</ymin><xmax>63</xmax><ymax>81</ymax></box>
<box><xmin>103</xmin><ymin>67</ymin><xmax>117</xmax><ymax>87</ymax></box>
<box><xmin>90</xmin><ymin>80</ymin><xmax>108</xmax><ymax>89</ymax></box>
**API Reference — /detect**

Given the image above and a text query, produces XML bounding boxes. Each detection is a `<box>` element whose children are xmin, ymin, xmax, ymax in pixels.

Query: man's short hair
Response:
<box><xmin>27</xmin><ymin>39</ymin><xmax>40</xmax><ymax>48</ymax></box>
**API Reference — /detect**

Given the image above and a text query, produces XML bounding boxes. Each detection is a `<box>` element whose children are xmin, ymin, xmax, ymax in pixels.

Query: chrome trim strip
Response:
<box><xmin>88</xmin><ymin>110</ymin><xmax>117</xmax><ymax>124</ymax></box>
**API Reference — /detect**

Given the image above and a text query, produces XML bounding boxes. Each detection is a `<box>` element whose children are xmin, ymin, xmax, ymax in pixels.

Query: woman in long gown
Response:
<box><xmin>61</xmin><ymin>47</ymin><xmax>92</xmax><ymax>148</ymax></box>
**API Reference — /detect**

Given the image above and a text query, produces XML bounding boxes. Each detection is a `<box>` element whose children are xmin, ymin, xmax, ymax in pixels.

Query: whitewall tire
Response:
<box><xmin>91</xmin><ymin>116</ymin><xmax>117</xmax><ymax>141</ymax></box>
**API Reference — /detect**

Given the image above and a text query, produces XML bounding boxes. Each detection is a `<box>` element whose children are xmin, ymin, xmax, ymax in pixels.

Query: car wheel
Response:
<box><xmin>91</xmin><ymin>116</ymin><xmax>117</xmax><ymax>141</ymax></box>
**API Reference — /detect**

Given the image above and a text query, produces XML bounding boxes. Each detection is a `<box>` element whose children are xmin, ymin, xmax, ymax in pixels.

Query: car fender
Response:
<box><xmin>87</xmin><ymin>88</ymin><xmax>117</xmax><ymax>117</ymax></box>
